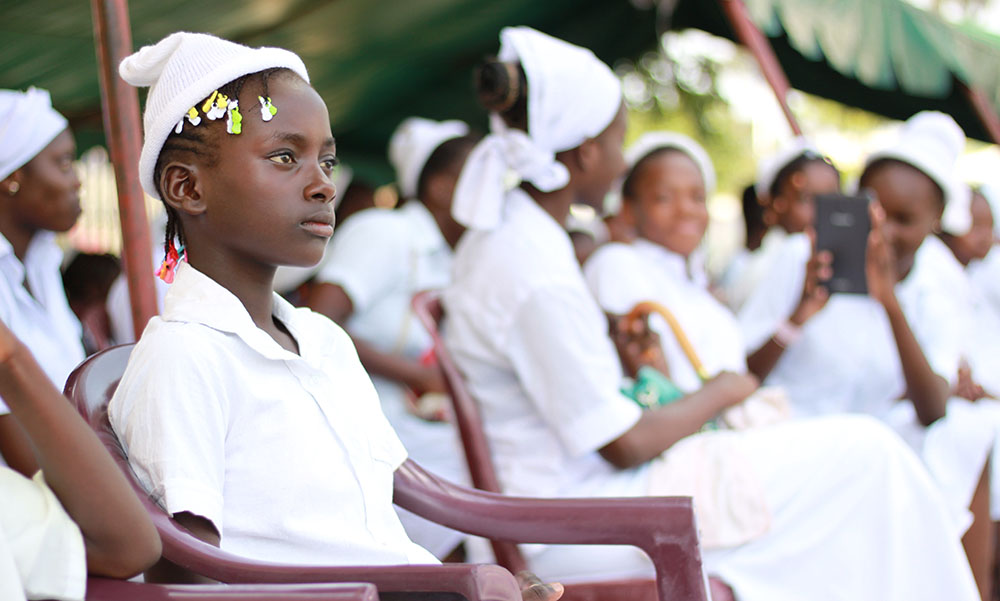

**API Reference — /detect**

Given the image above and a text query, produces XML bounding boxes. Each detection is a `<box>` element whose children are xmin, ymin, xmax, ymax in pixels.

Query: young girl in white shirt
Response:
<box><xmin>0</xmin><ymin>88</ymin><xmax>86</xmax><ymax>476</ymax></box>
<box><xmin>442</xmin><ymin>27</ymin><xmax>979</xmax><ymax>601</ymax></box>
<box><xmin>108</xmin><ymin>32</ymin><xmax>561</xmax><ymax>601</ymax></box>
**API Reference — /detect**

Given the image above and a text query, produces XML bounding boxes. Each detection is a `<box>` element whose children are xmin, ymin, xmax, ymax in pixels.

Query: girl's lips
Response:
<box><xmin>301</xmin><ymin>221</ymin><xmax>334</xmax><ymax>238</ymax></box>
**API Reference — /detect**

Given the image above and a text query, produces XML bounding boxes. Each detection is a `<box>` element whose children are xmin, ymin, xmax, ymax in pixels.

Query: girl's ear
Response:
<box><xmin>160</xmin><ymin>162</ymin><xmax>206</xmax><ymax>216</ymax></box>
<box><xmin>575</xmin><ymin>138</ymin><xmax>601</xmax><ymax>172</ymax></box>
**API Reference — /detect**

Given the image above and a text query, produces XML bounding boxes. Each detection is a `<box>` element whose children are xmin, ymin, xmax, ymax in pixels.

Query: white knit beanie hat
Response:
<box><xmin>119</xmin><ymin>32</ymin><xmax>310</xmax><ymax>200</ymax></box>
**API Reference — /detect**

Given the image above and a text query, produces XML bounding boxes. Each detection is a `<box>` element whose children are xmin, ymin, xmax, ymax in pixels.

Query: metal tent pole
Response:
<box><xmin>719</xmin><ymin>0</ymin><xmax>803</xmax><ymax>136</ymax></box>
<box><xmin>960</xmin><ymin>82</ymin><xmax>1000</xmax><ymax>145</ymax></box>
<box><xmin>91</xmin><ymin>0</ymin><xmax>157</xmax><ymax>339</ymax></box>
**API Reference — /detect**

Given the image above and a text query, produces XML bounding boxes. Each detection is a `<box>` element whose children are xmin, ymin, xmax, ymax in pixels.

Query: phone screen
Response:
<box><xmin>814</xmin><ymin>193</ymin><xmax>871</xmax><ymax>295</ymax></box>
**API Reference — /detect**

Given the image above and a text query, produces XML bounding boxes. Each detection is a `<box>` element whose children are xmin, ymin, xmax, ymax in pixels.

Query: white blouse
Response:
<box><xmin>443</xmin><ymin>190</ymin><xmax>644</xmax><ymax>500</ymax></box>
<box><xmin>0</xmin><ymin>232</ymin><xmax>84</xmax><ymax>413</ymax></box>
<box><xmin>584</xmin><ymin>239</ymin><xmax>746</xmax><ymax>393</ymax></box>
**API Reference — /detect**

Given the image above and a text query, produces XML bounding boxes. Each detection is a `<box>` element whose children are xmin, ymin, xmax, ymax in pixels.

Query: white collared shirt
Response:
<box><xmin>443</xmin><ymin>190</ymin><xmax>643</xmax><ymax>500</ymax></box>
<box><xmin>0</xmin><ymin>232</ymin><xmax>84</xmax><ymax>413</ymax></box>
<box><xmin>585</xmin><ymin>239</ymin><xmax>746</xmax><ymax>393</ymax></box>
<box><xmin>109</xmin><ymin>262</ymin><xmax>437</xmax><ymax>566</ymax></box>
<box><xmin>764</xmin><ymin>236</ymin><xmax>966</xmax><ymax>418</ymax></box>
<box><xmin>720</xmin><ymin>227</ymin><xmax>791</xmax><ymax>311</ymax></box>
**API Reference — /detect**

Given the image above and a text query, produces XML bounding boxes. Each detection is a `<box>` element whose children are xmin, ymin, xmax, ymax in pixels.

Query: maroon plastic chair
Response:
<box><xmin>412</xmin><ymin>290</ymin><xmax>733</xmax><ymax>601</ymax></box>
<box><xmin>65</xmin><ymin>344</ymin><xmax>708</xmax><ymax>601</ymax></box>
<box><xmin>84</xmin><ymin>579</ymin><xmax>378</xmax><ymax>601</ymax></box>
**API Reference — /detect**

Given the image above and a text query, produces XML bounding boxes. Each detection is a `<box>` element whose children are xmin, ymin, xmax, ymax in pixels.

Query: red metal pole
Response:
<box><xmin>91</xmin><ymin>0</ymin><xmax>157</xmax><ymax>339</ymax></box>
<box><xmin>959</xmin><ymin>82</ymin><xmax>1000</xmax><ymax>145</ymax></box>
<box><xmin>719</xmin><ymin>0</ymin><xmax>803</xmax><ymax>136</ymax></box>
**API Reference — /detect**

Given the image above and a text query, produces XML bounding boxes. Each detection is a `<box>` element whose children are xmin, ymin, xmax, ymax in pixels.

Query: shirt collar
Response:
<box><xmin>632</xmin><ymin>237</ymin><xmax>707</xmax><ymax>287</ymax></box>
<box><xmin>162</xmin><ymin>262</ymin><xmax>318</xmax><ymax>363</ymax></box>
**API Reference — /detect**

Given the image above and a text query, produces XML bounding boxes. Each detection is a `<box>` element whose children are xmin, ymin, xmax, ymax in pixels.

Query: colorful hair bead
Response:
<box><xmin>204</xmin><ymin>91</ymin><xmax>229</xmax><ymax>121</ymax></box>
<box><xmin>186</xmin><ymin>106</ymin><xmax>202</xmax><ymax>127</ymax></box>
<box><xmin>259</xmin><ymin>96</ymin><xmax>277</xmax><ymax>122</ymax></box>
<box><xmin>226</xmin><ymin>100</ymin><xmax>243</xmax><ymax>135</ymax></box>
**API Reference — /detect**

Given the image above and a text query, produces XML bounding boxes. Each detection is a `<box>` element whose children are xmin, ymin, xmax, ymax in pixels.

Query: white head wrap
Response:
<box><xmin>625</xmin><ymin>132</ymin><xmax>716</xmax><ymax>196</ymax></box>
<box><xmin>754</xmin><ymin>136</ymin><xmax>821</xmax><ymax>200</ymax></box>
<box><xmin>451</xmin><ymin>27</ymin><xmax>623</xmax><ymax>230</ymax></box>
<box><xmin>119</xmin><ymin>31</ymin><xmax>310</xmax><ymax>200</ymax></box>
<box><xmin>389</xmin><ymin>117</ymin><xmax>469</xmax><ymax>199</ymax></box>
<box><xmin>0</xmin><ymin>88</ymin><xmax>69</xmax><ymax>182</ymax></box>
<box><xmin>865</xmin><ymin>111</ymin><xmax>967</xmax><ymax>234</ymax></box>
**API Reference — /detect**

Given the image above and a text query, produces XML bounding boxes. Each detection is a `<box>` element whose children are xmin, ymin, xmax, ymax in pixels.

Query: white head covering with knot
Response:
<box><xmin>864</xmin><ymin>111</ymin><xmax>968</xmax><ymax>234</ymax></box>
<box><xmin>389</xmin><ymin>117</ymin><xmax>469</xmax><ymax>199</ymax></box>
<box><xmin>451</xmin><ymin>27</ymin><xmax>622</xmax><ymax>231</ymax></box>
<box><xmin>0</xmin><ymin>87</ymin><xmax>68</xmax><ymax>182</ymax></box>
<box><xmin>119</xmin><ymin>31</ymin><xmax>310</xmax><ymax>200</ymax></box>
<box><xmin>625</xmin><ymin>132</ymin><xmax>716</xmax><ymax>196</ymax></box>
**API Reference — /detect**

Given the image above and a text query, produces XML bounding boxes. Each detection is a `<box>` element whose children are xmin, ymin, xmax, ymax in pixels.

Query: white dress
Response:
<box><xmin>317</xmin><ymin>202</ymin><xmax>468</xmax><ymax>557</ymax></box>
<box><xmin>756</xmin><ymin>235</ymin><xmax>1000</xmax><ymax>522</ymax></box>
<box><xmin>719</xmin><ymin>227</ymin><xmax>792</xmax><ymax>311</ymax></box>
<box><xmin>0</xmin><ymin>232</ymin><xmax>84</xmax><ymax>414</ymax></box>
<box><xmin>444</xmin><ymin>192</ymin><xmax>978</xmax><ymax>600</ymax></box>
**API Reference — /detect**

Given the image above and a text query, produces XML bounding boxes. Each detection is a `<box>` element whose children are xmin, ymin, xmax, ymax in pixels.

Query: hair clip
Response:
<box><xmin>226</xmin><ymin>100</ymin><xmax>243</xmax><ymax>135</ymax></box>
<box><xmin>173</xmin><ymin>106</ymin><xmax>204</xmax><ymax>134</ymax></box>
<box><xmin>203</xmin><ymin>90</ymin><xmax>229</xmax><ymax>121</ymax></box>
<box><xmin>259</xmin><ymin>96</ymin><xmax>277</xmax><ymax>122</ymax></box>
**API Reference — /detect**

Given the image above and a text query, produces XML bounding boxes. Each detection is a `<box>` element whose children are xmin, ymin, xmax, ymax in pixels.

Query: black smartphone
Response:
<box><xmin>814</xmin><ymin>193</ymin><xmax>871</xmax><ymax>295</ymax></box>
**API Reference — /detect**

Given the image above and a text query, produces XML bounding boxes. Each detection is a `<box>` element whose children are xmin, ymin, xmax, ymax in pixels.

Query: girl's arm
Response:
<box><xmin>307</xmin><ymin>282</ymin><xmax>446</xmax><ymax>394</ymax></box>
<box><xmin>599</xmin><ymin>371</ymin><xmax>758</xmax><ymax>469</ymax></box>
<box><xmin>866</xmin><ymin>203</ymin><xmax>948</xmax><ymax>426</ymax></box>
<box><xmin>746</xmin><ymin>244</ymin><xmax>832</xmax><ymax>380</ymax></box>
<box><xmin>0</xmin><ymin>413</ymin><xmax>38</xmax><ymax>476</ymax></box>
<box><xmin>0</xmin><ymin>320</ymin><xmax>161</xmax><ymax>578</ymax></box>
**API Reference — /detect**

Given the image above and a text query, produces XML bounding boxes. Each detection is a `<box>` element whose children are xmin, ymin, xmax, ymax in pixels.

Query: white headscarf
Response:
<box><xmin>0</xmin><ymin>88</ymin><xmax>68</xmax><ymax>182</ymax></box>
<box><xmin>754</xmin><ymin>136</ymin><xmax>821</xmax><ymax>200</ymax></box>
<box><xmin>625</xmin><ymin>132</ymin><xmax>716</xmax><ymax>196</ymax></box>
<box><xmin>865</xmin><ymin>111</ymin><xmax>968</xmax><ymax>234</ymax></box>
<box><xmin>389</xmin><ymin>117</ymin><xmax>469</xmax><ymax>199</ymax></box>
<box><xmin>451</xmin><ymin>27</ymin><xmax>622</xmax><ymax>230</ymax></box>
<box><xmin>119</xmin><ymin>32</ymin><xmax>310</xmax><ymax>200</ymax></box>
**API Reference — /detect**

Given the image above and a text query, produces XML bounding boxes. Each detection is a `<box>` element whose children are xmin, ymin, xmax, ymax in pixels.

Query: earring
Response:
<box><xmin>258</xmin><ymin>96</ymin><xmax>277</xmax><ymax>122</ymax></box>
<box><xmin>7</xmin><ymin>182</ymin><xmax>18</xmax><ymax>196</ymax></box>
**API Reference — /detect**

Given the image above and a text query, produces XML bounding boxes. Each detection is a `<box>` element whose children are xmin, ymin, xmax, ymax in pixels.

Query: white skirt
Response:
<box><xmin>886</xmin><ymin>397</ymin><xmax>999</xmax><ymax>524</ymax></box>
<box><xmin>527</xmin><ymin>414</ymin><xmax>979</xmax><ymax>601</ymax></box>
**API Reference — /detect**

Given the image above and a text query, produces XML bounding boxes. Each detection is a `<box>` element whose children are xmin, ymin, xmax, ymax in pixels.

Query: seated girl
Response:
<box><xmin>744</xmin><ymin>111</ymin><xmax>1000</xmax><ymax>596</ymax></box>
<box><xmin>306</xmin><ymin>117</ymin><xmax>479</xmax><ymax>557</ymax></box>
<box><xmin>107</xmin><ymin>31</ymin><xmax>561</xmax><ymax>600</ymax></box>
<box><xmin>0</xmin><ymin>88</ymin><xmax>86</xmax><ymax>475</ymax></box>
<box><xmin>441</xmin><ymin>26</ymin><xmax>979</xmax><ymax>601</ymax></box>
<box><xmin>723</xmin><ymin>139</ymin><xmax>840</xmax><ymax>312</ymax></box>
<box><xmin>0</xmin><ymin>317</ymin><xmax>159</xmax><ymax>599</ymax></box>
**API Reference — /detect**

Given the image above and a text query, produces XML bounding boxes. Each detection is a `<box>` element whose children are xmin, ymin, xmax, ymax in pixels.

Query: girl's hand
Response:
<box><xmin>703</xmin><ymin>371</ymin><xmax>759</xmax><ymax>405</ymax></box>
<box><xmin>610</xmin><ymin>311</ymin><xmax>669</xmax><ymax>379</ymax></box>
<box><xmin>954</xmin><ymin>360</ymin><xmax>987</xmax><ymax>401</ymax></box>
<box><xmin>412</xmin><ymin>364</ymin><xmax>448</xmax><ymax>396</ymax></box>
<box><xmin>517</xmin><ymin>571</ymin><xmax>564</xmax><ymax>601</ymax></box>
<box><xmin>790</xmin><ymin>232</ymin><xmax>832</xmax><ymax>326</ymax></box>
<box><xmin>866</xmin><ymin>201</ymin><xmax>897</xmax><ymax>307</ymax></box>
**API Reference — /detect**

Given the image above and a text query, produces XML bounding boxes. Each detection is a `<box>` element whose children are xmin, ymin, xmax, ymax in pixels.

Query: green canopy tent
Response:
<box><xmin>669</xmin><ymin>0</ymin><xmax>1000</xmax><ymax>142</ymax></box>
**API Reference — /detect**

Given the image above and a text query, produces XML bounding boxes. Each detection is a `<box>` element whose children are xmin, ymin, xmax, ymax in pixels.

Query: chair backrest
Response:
<box><xmin>411</xmin><ymin>290</ymin><xmax>528</xmax><ymax>574</ymax></box>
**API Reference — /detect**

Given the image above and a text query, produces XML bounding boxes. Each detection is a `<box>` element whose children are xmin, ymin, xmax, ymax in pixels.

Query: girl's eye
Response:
<box><xmin>321</xmin><ymin>157</ymin><xmax>340</xmax><ymax>172</ymax></box>
<box><xmin>269</xmin><ymin>153</ymin><xmax>294</xmax><ymax>165</ymax></box>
